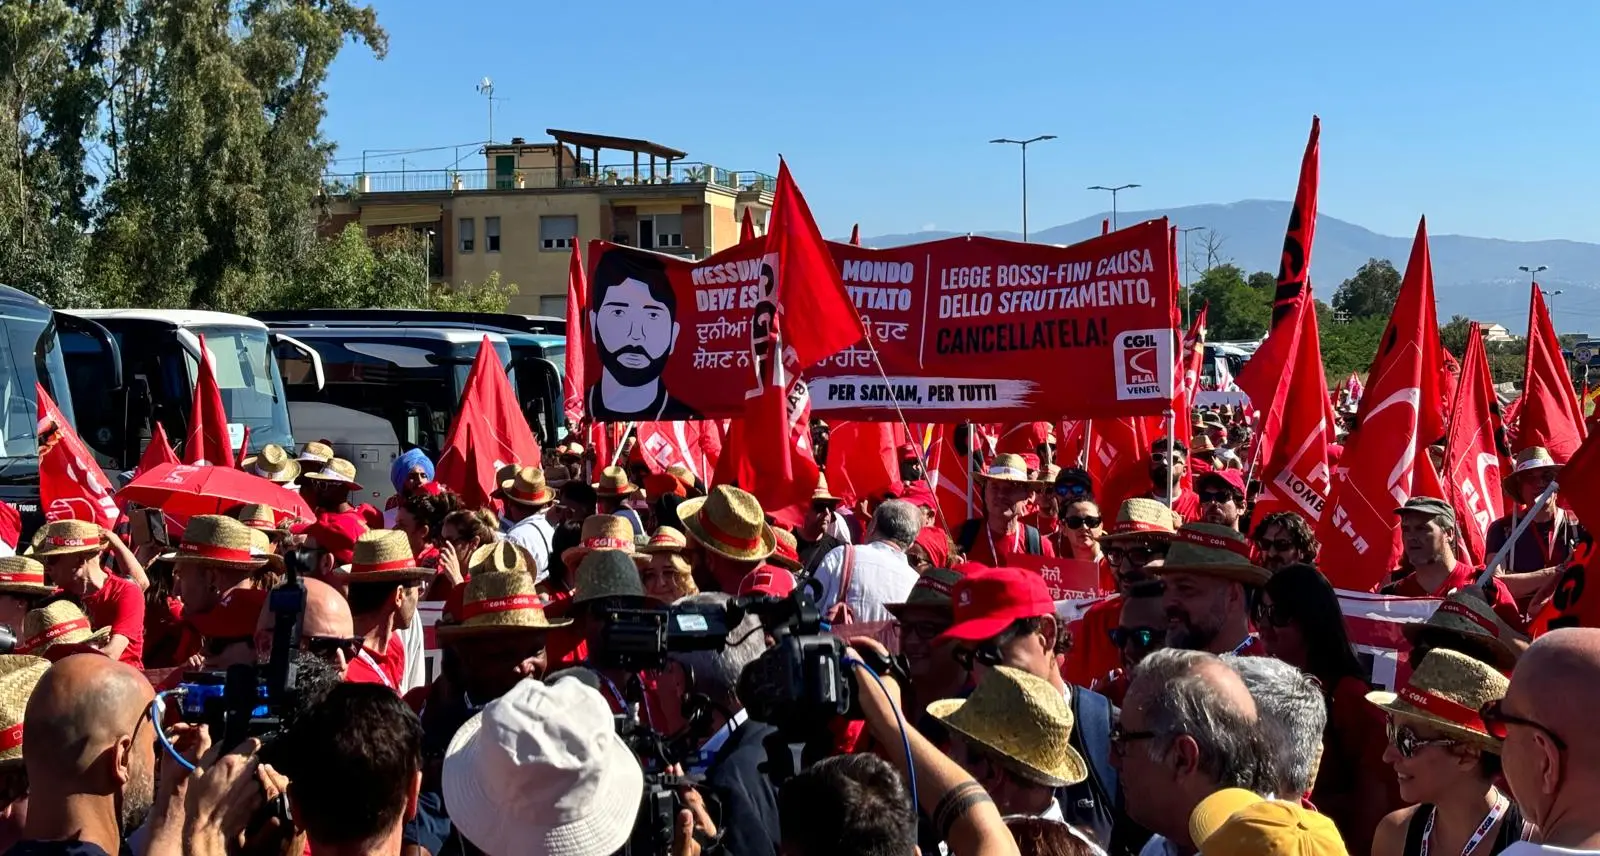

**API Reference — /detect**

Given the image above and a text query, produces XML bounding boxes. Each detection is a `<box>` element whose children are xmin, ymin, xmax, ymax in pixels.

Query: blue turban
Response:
<box><xmin>391</xmin><ymin>448</ymin><xmax>435</xmax><ymax>495</ymax></box>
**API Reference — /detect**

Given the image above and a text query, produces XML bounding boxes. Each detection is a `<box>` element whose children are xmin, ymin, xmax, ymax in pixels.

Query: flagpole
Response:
<box><xmin>609</xmin><ymin>422</ymin><xmax>635</xmax><ymax>468</ymax></box>
<box><xmin>1478</xmin><ymin>479</ymin><xmax>1560</xmax><ymax>585</ymax></box>
<box><xmin>1165</xmin><ymin>408</ymin><xmax>1176</xmax><ymax>508</ymax></box>
<box><xmin>1079</xmin><ymin>422</ymin><xmax>1092</xmax><ymax>469</ymax></box>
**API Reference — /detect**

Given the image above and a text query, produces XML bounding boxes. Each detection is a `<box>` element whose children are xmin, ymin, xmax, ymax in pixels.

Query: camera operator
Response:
<box><xmin>568</xmin><ymin>548</ymin><xmax>659</xmax><ymax>715</ymax></box>
<box><xmin>662</xmin><ymin>592</ymin><xmax>780</xmax><ymax>856</ymax></box>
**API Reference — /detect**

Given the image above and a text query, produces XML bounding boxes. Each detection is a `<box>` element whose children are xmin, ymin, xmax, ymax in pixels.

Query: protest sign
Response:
<box><xmin>1009</xmin><ymin>553</ymin><xmax>1104</xmax><ymax>600</ymax></box>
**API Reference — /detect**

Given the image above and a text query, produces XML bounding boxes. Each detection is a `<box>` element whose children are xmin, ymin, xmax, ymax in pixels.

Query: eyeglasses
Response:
<box><xmin>1255</xmin><ymin>538</ymin><xmax>1297</xmax><ymax>553</ymax></box>
<box><xmin>1108</xmin><ymin>626</ymin><xmax>1165</xmax><ymax>649</ymax></box>
<box><xmin>1479</xmin><ymin>698</ymin><xmax>1567</xmax><ymax>750</ymax></box>
<box><xmin>897</xmin><ymin>621</ymin><xmax>947</xmax><ymax>642</ymax></box>
<box><xmin>1104</xmin><ymin>544</ymin><xmax>1167</xmax><ymax>566</ymax></box>
<box><xmin>1198</xmin><ymin>490</ymin><xmax>1236</xmax><ymax>505</ymax></box>
<box><xmin>1252</xmin><ymin>600</ymin><xmax>1294</xmax><ymax>628</ymax></box>
<box><xmin>952</xmin><ymin>643</ymin><xmax>1006</xmax><ymax>672</ymax></box>
<box><xmin>1054</xmin><ymin>483</ymin><xmax>1091</xmax><ymax>499</ymax></box>
<box><xmin>1386</xmin><ymin>718</ymin><xmax>1459</xmax><ymax>758</ymax></box>
<box><xmin>1111</xmin><ymin>723</ymin><xmax>1157</xmax><ymax>757</ymax></box>
<box><xmin>1063</xmin><ymin>515</ymin><xmax>1102</xmax><ymax>530</ymax></box>
<box><xmin>302</xmin><ymin>635</ymin><xmax>362</xmax><ymax>660</ymax></box>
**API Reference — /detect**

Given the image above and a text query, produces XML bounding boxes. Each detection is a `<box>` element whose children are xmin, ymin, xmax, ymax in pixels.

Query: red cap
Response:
<box><xmin>644</xmin><ymin>472</ymin><xmax>686</xmax><ymax>499</ymax></box>
<box><xmin>1020</xmin><ymin>453</ymin><xmax>1041</xmax><ymax>472</ymax></box>
<box><xmin>189</xmin><ymin>588</ymin><xmax>268</xmax><ymax>639</ymax></box>
<box><xmin>296</xmin><ymin>512</ymin><xmax>366</xmax><ymax>565</ymax></box>
<box><xmin>738</xmin><ymin>566</ymin><xmax>797</xmax><ymax>598</ymax></box>
<box><xmin>937</xmin><ymin>566</ymin><xmax>1054</xmax><ymax>643</ymax></box>
<box><xmin>897</xmin><ymin>443</ymin><xmax>920</xmax><ymax>462</ymax></box>
<box><xmin>1197</xmin><ymin>469</ymin><xmax>1246</xmax><ymax>498</ymax></box>
<box><xmin>901</xmin><ymin>483</ymin><xmax>938</xmax><ymax>513</ymax></box>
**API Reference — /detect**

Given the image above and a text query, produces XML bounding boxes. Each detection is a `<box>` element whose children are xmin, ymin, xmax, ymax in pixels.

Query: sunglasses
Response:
<box><xmin>1063</xmin><ymin>515</ymin><xmax>1102</xmax><ymax>530</ymax></box>
<box><xmin>1198</xmin><ymin>490</ymin><xmax>1236</xmax><ymax>505</ymax></box>
<box><xmin>1479</xmin><ymin>698</ymin><xmax>1566</xmax><ymax>749</ymax></box>
<box><xmin>1111</xmin><ymin>723</ymin><xmax>1157</xmax><ymax>757</ymax></box>
<box><xmin>1255</xmin><ymin>537</ymin><xmax>1297</xmax><ymax>553</ymax></box>
<box><xmin>202</xmin><ymin>636</ymin><xmax>254</xmax><ymax>658</ymax></box>
<box><xmin>1385</xmin><ymin>718</ymin><xmax>1459</xmax><ymax>758</ymax></box>
<box><xmin>896</xmin><ymin>620</ymin><xmax>947</xmax><ymax>642</ymax></box>
<box><xmin>1109</xmin><ymin>626</ymin><xmax>1165</xmax><ymax>649</ymax></box>
<box><xmin>1104</xmin><ymin>544</ymin><xmax>1167</xmax><ymax>566</ymax></box>
<box><xmin>1054</xmin><ymin>483</ymin><xmax>1091</xmax><ymax>499</ymax></box>
<box><xmin>302</xmin><ymin>635</ymin><xmax>363</xmax><ymax>660</ymax></box>
<box><xmin>952</xmin><ymin>643</ymin><xmax>1006</xmax><ymax>672</ymax></box>
<box><xmin>1252</xmin><ymin>600</ymin><xmax>1295</xmax><ymax>628</ymax></box>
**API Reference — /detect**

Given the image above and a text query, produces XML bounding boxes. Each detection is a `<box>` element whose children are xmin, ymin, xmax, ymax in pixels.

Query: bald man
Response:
<box><xmin>1113</xmin><ymin>648</ymin><xmax>1272</xmax><ymax>856</ymax></box>
<box><xmin>15</xmin><ymin>654</ymin><xmax>156</xmax><ymax>856</ymax></box>
<box><xmin>254</xmin><ymin>577</ymin><xmax>357</xmax><ymax>678</ymax></box>
<box><xmin>1500</xmin><ymin>628</ymin><xmax>1600</xmax><ymax>854</ymax></box>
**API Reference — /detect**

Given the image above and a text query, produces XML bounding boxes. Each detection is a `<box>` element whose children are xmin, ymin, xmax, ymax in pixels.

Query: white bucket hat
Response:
<box><xmin>443</xmin><ymin>677</ymin><xmax>644</xmax><ymax>856</ymax></box>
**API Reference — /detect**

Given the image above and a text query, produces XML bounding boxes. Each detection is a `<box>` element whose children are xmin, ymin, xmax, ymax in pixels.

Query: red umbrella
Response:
<box><xmin>117</xmin><ymin>463</ymin><xmax>313</xmax><ymax>528</ymax></box>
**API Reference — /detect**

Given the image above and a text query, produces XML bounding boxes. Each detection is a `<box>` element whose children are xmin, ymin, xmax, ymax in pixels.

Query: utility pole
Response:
<box><xmin>989</xmin><ymin>135</ymin><xmax>1056</xmax><ymax>241</ymax></box>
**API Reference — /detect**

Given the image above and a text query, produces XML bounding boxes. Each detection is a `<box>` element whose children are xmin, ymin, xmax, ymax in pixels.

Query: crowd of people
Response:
<box><xmin>0</xmin><ymin>405</ymin><xmax>1591</xmax><ymax>856</ymax></box>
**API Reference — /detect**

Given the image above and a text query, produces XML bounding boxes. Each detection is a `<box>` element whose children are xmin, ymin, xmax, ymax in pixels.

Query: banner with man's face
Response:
<box><xmin>582</xmin><ymin>217</ymin><xmax>1175</xmax><ymax>422</ymax></box>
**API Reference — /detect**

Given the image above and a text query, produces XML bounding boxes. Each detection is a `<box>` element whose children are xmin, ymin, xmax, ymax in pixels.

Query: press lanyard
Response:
<box><xmin>356</xmin><ymin>648</ymin><xmax>394</xmax><ymax>690</ymax></box>
<box><xmin>1420</xmin><ymin>791</ymin><xmax>1509</xmax><ymax>856</ymax></box>
<box><xmin>986</xmin><ymin>526</ymin><xmax>1023</xmax><ymax>562</ymax></box>
<box><xmin>1230</xmin><ymin>635</ymin><xmax>1257</xmax><ymax>656</ymax></box>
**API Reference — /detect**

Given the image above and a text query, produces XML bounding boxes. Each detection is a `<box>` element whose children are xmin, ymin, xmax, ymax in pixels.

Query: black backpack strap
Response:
<box><xmin>957</xmin><ymin>519</ymin><xmax>982</xmax><ymax>555</ymax></box>
<box><xmin>1025</xmin><ymin>525</ymin><xmax>1042</xmax><ymax>555</ymax></box>
<box><xmin>1070</xmin><ymin>685</ymin><xmax>1119</xmax><ymax>809</ymax></box>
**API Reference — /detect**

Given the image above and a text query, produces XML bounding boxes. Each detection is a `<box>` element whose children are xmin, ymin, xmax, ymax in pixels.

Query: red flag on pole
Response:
<box><xmin>1517</xmin><ymin>284</ymin><xmax>1585</xmax><ymax>461</ymax></box>
<box><xmin>1249</xmin><ymin>290</ymin><xmax>1333</xmax><ymax>523</ymax></box>
<box><xmin>137</xmin><ymin>422</ymin><xmax>179</xmax><ymax>477</ymax></box>
<box><xmin>564</xmin><ymin>243</ymin><xmax>588</xmax><ymax>426</ymax></box>
<box><xmin>849</xmin><ymin>224</ymin><xmax>861</xmax><ymax>246</ymax></box>
<box><xmin>929</xmin><ymin>425</ymin><xmax>974</xmax><ymax>529</ymax></box>
<box><xmin>740</xmin><ymin>208</ymin><xmax>756</xmax><ymax>242</ymax></box>
<box><xmin>1236</xmin><ymin>116</ymin><xmax>1320</xmax><ymax>466</ymax></box>
<box><xmin>823</xmin><ymin>421</ymin><xmax>903</xmax><ymax>505</ymax></box>
<box><xmin>1442</xmin><ymin>325</ymin><xmax>1510</xmax><ymax>565</ymax></box>
<box><xmin>185</xmin><ymin>335</ymin><xmax>235</xmax><ymax>468</ymax></box>
<box><xmin>636</xmin><ymin>421</ymin><xmax>721</xmax><ymax>485</ymax></box>
<box><xmin>436</xmin><ymin>337</ymin><xmax>543</xmax><ymax>508</ymax></box>
<box><xmin>767</xmin><ymin>160</ymin><xmax>866</xmax><ymax>371</ymax></box>
<box><xmin>37</xmin><ymin>385</ymin><xmax>118</xmax><ymax>529</ymax></box>
<box><xmin>1318</xmin><ymin>218</ymin><xmax>1445</xmax><ymax>591</ymax></box>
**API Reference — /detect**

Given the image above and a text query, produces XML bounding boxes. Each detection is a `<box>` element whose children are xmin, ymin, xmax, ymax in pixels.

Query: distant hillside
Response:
<box><xmin>858</xmin><ymin>200</ymin><xmax>1600</xmax><ymax>335</ymax></box>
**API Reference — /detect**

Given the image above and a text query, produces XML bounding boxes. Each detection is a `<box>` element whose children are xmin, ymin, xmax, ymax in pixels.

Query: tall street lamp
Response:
<box><xmin>1519</xmin><ymin>264</ymin><xmax>1548</xmax><ymax>284</ymax></box>
<box><xmin>1088</xmin><ymin>183</ymin><xmax>1140</xmax><ymax>230</ymax></box>
<box><xmin>989</xmin><ymin>135</ymin><xmax>1056</xmax><ymax>241</ymax></box>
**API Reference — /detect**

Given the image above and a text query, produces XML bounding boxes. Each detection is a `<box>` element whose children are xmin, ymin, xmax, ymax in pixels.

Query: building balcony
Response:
<box><xmin>324</xmin><ymin>162</ymin><xmax>776</xmax><ymax>196</ymax></box>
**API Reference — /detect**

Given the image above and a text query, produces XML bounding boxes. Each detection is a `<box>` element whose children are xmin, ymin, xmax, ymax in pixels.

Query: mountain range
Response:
<box><xmin>858</xmin><ymin>200</ymin><xmax>1600</xmax><ymax>336</ymax></box>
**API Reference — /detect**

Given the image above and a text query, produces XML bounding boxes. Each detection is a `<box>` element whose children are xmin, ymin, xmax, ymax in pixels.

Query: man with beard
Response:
<box><xmin>586</xmin><ymin>248</ymin><xmax>697</xmax><ymax>421</ymax></box>
<box><xmin>14</xmin><ymin>654</ymin><xmax>156</xmax><ymax>855</ymax></box>
<box><xmin>1380</xmin><ymin>498</ymin><xmax>1522</xmax><ymax>630</ymax></box>
<box><xmin>1152</xmin><ymin>522</ymin><xmax>1271</xmax><ymax>657</ymax></box>
<box><xmin>797</xmin><ymin>480</ymin><xmax>847</xmax><ymax>575</ymax></box>
<box><xmin>1250</xmin><ymin>510</ymin><xmax>1319</xmax><ymax>571</ymax></box>
<box><xmin>1142</xmin><ymin>439</ymin><xmax>1200</xmax><ymax>521</ymax></box>
<box><xmin>1193</xmin><ymin>470</ymin><xmax>1246</xmax><ymax>531</ymax></box>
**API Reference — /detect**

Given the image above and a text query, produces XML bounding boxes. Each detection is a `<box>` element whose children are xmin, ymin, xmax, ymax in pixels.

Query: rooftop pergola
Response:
<box><xmin>547</xmin><ymin>128</ymin><xmax>688</xmax><ymax>183</ymax></box>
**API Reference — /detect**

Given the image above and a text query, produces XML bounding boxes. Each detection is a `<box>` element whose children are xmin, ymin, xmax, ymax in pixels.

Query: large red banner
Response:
<box><xmin>580</xmin><ymin>219</ymin><xmax>1174</xmax><ymax>422</ymax></box>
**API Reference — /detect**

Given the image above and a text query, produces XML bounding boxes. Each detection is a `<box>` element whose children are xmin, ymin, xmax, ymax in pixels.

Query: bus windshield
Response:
<box><xmin>0</xmin><ymin>311</ymin><xmax>73</xmax><ymax>459</ymax></box>
<box><xmin>184</xmin><ymin>326</ymin><xmax>294</xmax><ymax>451</ymax></box>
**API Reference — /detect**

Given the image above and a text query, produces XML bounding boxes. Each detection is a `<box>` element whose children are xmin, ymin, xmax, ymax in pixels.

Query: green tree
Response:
<box><xmin>274</xmin><ymin>223</ymin><xmax>515</xmax><ymax>312</ymax></box>
<box><xmin>1246</xmin><ymin>270</ymin><xmax>1276</xmax><ymax>293</ymax></box>
<box><xmin>1318</xmin><ymin>308</ymin><xmax>1386</xmax><ymax>380</ymax></box>
<box><xmin>1440</xmin><ymin>314</ymin><xmax>1474</xmax><ymax>358</ymax></box>
<box><xmin>1332</xmin><ymin>258</ymin><xmax>1403</xmax><ymax>320</ymax></box>
<box><xmin>1190</xmin><ymin>263</ymin><xmax>1269</xmax><ymax>340</ymax></box>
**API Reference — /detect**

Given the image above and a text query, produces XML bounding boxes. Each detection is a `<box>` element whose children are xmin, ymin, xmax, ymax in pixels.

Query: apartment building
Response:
<box><xmin>320</xmin><ymin>129</ymin><xmax>775</xmax><ymax>316</ymax></box>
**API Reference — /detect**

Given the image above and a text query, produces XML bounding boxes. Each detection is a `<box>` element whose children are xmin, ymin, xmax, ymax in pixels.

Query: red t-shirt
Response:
<box><xmin>1387</xmin><ymin>565</ymin><xmax>1525</xmax><ymax>633</ymax></box>
<box><xmin>83</xmin><ymin>573</ymin><xmax>146</xmax><ymax>669</ymax></box>
<box><xmin>1064</xmin><ymin>595</ymin><xmax>1122</xmax><ymax>689</ymax></box>
<box><xmin>957</xmin><ymin>520</ymin><xmax>1057</xmax><ymax>566</ymax></box>
<box><xmin>143</xmin><ymin>596</ymin><xmax>199</xmax><ymax>670</ymax></box>
<box><xmin>1146</xmin><ymin>489</ymin><xmax>1201</xmax><ymax>523</ymax></box>
<box><xmin>541</xmin><ymin>589</ymin><xmax>588</xmax><ymax>667</ymax></box>
<box><xmin>345</xmin><ymin>631</ymin><xmax>406</xmax><ymax>691</ymax></box>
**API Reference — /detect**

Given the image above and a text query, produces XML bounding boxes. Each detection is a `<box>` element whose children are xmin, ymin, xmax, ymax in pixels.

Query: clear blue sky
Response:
<box><xmin>321</xmin><ymin>0</ymin><xmax>1600</xmax><ymax>244</ymax></box>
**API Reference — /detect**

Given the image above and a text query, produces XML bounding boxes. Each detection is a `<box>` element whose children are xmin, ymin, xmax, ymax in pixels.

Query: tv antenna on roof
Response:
<box><xmin>476</xmin><ymin>77</ymin><xmax>501</xmax><ymax>144</ymax></box>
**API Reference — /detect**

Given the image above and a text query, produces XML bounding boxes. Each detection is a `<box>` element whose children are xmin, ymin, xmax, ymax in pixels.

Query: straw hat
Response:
<box><xmin>927</xmin><ymin>665</ymin><xmax>1087</xmax><ymax>788</ymax></box>
<box><xmin>1098</xmin><ymin>498</ymin><xmax>1183</xmax><ymax>544</ymax></box>
<box><xmin>234</xmin><ymin>503</ymin><xmax>287</xmax><ymax>539</ymax></box>
<box><xmin>499</xmin><ymin>466</ymin><xmax>556</xmax><ymax>508</ymax></box>
<box><xmin>1153</xmin><ymin>523</ymin><xmax>1271</xmax><ymax>586</ymax></box>
<box><xmin>31</xmin><ymin>520</ymin><xmax>104</xmax><ymax>558</ymax></box>
<box><xmin>594</xmin><ymin>466</ymin><xmax>639</xmax><ymax>498</ymax></box>
<box><xmin>558</xmin><ymin>441</ymin><xmax>585</xmax><ymax>460</ymax></box>
<box><xmin>975</xmin><ymin>453</ymin><xmax>1047</xmax><ymax>487</ymax></box>
<box><xmin>333</xmin><ymin>529</ymin><xmax>434</xmax><ymax>584</ymax></box>
<box><xmin>678</xmin><ymin>486</ymin><xmax>776</xmax><ymax>562</ymax></box>
<box><xmin>438</xmin><ymin>545</ymin><xmax>572</xmax><ymax>639</ymax></box>
<box><xmin>0</xmin><ymin>656</ymin><xmax>49</xmax><ymax>765</ymax></box>
<box><xmin>300</xmin><ymin>457</ymin><xmax>362</xmax><ymax>490</ymax></box>
<box><xmin>0</xmin><ymin>557</ymin><xmax>55</xmax><ymax>597</ymax></box>
<box><xmin>1367</xmin><ymin>647</ymin><xmax>1509</xmax><ymax>750</ymax></box>
<box><xmin>811</xmin><ymin>476</ymin><xmax>842</xmax><ymax>507</ymax></box>
<box><xmin>770</xmin><ymin>529</ymin><xmax>803</xmax><ymax>572</ymax></box>
<box><xmin>16</xmin><ymin>601</ymin><xmax>110</xmax><ymax>656</ymax></box>
<box><xmin>666</xmin><ymin>464</ymin><xmax>696</xmax><ymax>488</ymax></box>
<box><xmin>240</xmin><ymin>444</ymin><xmax>300</xmax><ymax>485</ymax></box>
<box><xmin>571</xmin><ymin>549</ymin><xmax>651</xmax><ymax>608</ymax></box>
<box><xmin>561</xmin><ymin>515</ymin><xmax>649</xmax><ymax>571</ymax></box>
<box><xmin>1504</xmin><ymin>446</ymin><xmax>1561</xmax><ymax>490</ymax></box>
<box><xmin>641</xmin><ymin>527</ymin><xmax>688</xmax><ymax>555</ymax></box>
<box><xmin>298</xmin><ymin>441</ymin><xmax>335</xmax><ymax>464</ymax></box>
<box><xmin>1402</xmin><ymin>590</ymin><xmax>1523</xmax><ymax>672</ymax></box>
<box><xmin>1191</xmin><ymin>435</ymin><xmax>1216</xmax><ymax>453</ymax></box>
<box><xmin>541</xmin><ymin>464</ymin><xmax>570</xmax><ymax>489</ymax></box>
<box><xmin>172</xmin><ymin>515</ymin><xmax>268</xmax><ymax>571</ymax></box>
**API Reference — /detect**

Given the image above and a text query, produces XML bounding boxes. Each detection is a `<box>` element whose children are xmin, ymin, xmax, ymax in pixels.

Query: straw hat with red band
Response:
<box><xmin>594</xmin><ymin>466</ymin><xmax>640</xmax><ymax>498</ymax></box>
<box><xmin>1402</xmin><ymin>590</ymin><xmax>1523</xmax><ymax>672</ymax></box>
<box><xmin>0</xmin><ymin>655</ymin><xmax>48</xmax><ymax>766</ymax></box>
<box><xmin>1504</xmin><ymin>446</ymin><xmax>1561</xmax><ymax>491</ymax></box>
<box><xmin>0</xmin><ymin>557</ymin><xmax>56</xmax><ymax>598</ymax></box>
<box><xmin>975</xmin><ymin>453</ymin><xmax>1047</xmax><ymax>487</ymax></box>
<box><xmin>333</xmin><ymin>530</ymin><xmax>434</xmax><ymax>584</ymax></box>
<box><xmin>239</xmin><ymin>444</ymin><xmax>300</xmax><ymax>485</ymax></box>
<box><xmin>234</xmin><ymin>503</ymin><xmax>282</xmax><ymax>533</ymax></box>
<box><xmin>811</xmin><ymin>476</ymin><xmax>842</xmax><ymax>507</ymax></box>
<box><xmin>300</xmin><ymin>457</ymin><xmax>363</xmax><ymax>490</ymax></box>
<box><xmin>498</xmin><ymin>466</ymin><xmax>556</xmax><ymax>508</ymax></box>
<box><xmin>1367</xmin><ymin>647</ymin><xmax>1509</xmax><ymax>750</ymax></box>
<box><xmin>769</xmin><ymin>529</ymin><xmax>803</xmax><ymax>572</ymax></box>
<box><xmin>561</xmin><ymin>515</ymin><xmax>649</xmax><ymax>571</ymax></box>
<box><xmin>169</xmin><ymin>515</ymin><xmax>269</xmax><ymax>571</ymax></box>
<box><xmin>439</xmin><ymin>544</ymin><xmax>573</xmax><ymax>638</ymax></box>
<box><xmin>641</xmin><ymin>527</ymin><xmax>688</xmax><ymax>555</ymax></box>
<box><xmin>16</xmin><ymin>601</ymin><xmax>110</xmax><ymax>656</ymax></box>
<box><xmin>1098</xmin><ymin>498</ymin><xmax>1183</xmax><ymax>544</ymax></box>
<box><xmin>678</xmin><ymin>486</ymin><xmax>776</xmax><ymax>562</ymax></box>
<box><xmin>1152</xmin><ymin>522</ymin><xmax>1271</xmax><ymax>586</ymax></box>
<box><xmin>30</xmin><ymin>520</ymin><xmax>105</xmax><ymax>558</ymax></box>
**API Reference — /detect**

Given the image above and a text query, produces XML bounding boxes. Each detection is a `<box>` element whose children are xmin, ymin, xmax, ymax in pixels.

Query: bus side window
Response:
<box><xmin>273</xmin><ymin>341</ymin><xmax>317</xmax><ymax>388</ymax></box>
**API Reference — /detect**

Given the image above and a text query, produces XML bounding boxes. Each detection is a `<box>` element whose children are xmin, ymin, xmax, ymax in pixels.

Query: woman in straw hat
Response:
<box><xmin>954</xmin><ymin>453</ymin><xmax>1053</xmax><ymax>566</ymax></box>
<box><xmin>1369</xmin><ymin>649</ymin><xmax>1526</xmax><ymax>856</ymax></box>
<box><xmin>639</xmin><ymin>527</ymin><xmax>698</xmax><ymax>604</ymax></box>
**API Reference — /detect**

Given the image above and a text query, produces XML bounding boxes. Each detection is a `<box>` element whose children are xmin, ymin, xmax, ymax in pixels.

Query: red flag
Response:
<box><xmin>766</xmin><ymin>160</ymin><xmax>866</xmax><ymax>372</ymax></box>
<box><xmin>564</xmin><ymin>243</ymin><xmax>588</xmax><ymax>426</ymax></box>
<box><xmin>928</xmin><ymin>425</ymin><xmax>975</xmax><ymax>528</ymax></box>
<box><xmin>997</xmin><ymin>422</ymin><xmax>1053</xmax><ymax>455</ymax></box>
<box><xmin>740</xmin><ymin>208</ymin><xmax>756</xmax><ymax>242</ymax></box>
<box><xmin>636</xmin><ymin>421</ymin><xmax>721</xmax><ymax>485</ymax></box>
<box><xmin>1236</xmin><ymin>116</ymin><xmax>1320</xmax><ymax>466</ymax></box>
<box><xmin>137</xmin><ymin>422</ymin><xmax>179</xmax><ymax>476</ymax></box>
<box><xmin>714</xmin><ymin>382</ymin><xmax>819</xmax><ymax>529</ymax></box>
<box><xmin>37</xmin><ymin>385</ymin><xmax>118</xmax><ymax>529</ymax></box>
<box><xmin>1087</xmin><ymin>416</ymin><xmax>1155</xmax><ymax>516</ymax></box>
<box><xmin>185</xmin><ymin>335</ymin><xmax>235</xmax><ymax>468</ymax></box>
<box><xmin>1250</xmin><ymin>291</ymin><xmax>1333</xmax><ymax>523</ymax></box>
<box><xmin>849</xmin><ymin>224</ymin><xmax>861</xmax><ymax>246</ymax></box>
<box><xmin>1318</xmin><ymin>218</ymin><xmax>1445</xmax><ymax>590</ymax></box>
<box><xmin>1056</xmin><ymin>420</ymin><xmax>1087</xmax><ymax>469</ymax></box>
<box><xmin>823</xmin><ymin>421</ymin><xmax>903</xmax><ymax>505</ymax></box>
<box><xmin>436</xmin><ymin>337</ymin><xmax>543</xmax><ymax>508</ymax></box>
<box><xmin>1442</xmin><ymin>325</ymin><xmax>1511</xmax><ymax>565</ymax></box>
<box><xmin>1517</xmin><ymin>284</ymin><xmax>1586</xmax><ymax>461</ymax></box>
<box><xmin>236</xmin><ymin>427</ymin><xmax>251</xmax><ymax>470</ymax></box>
